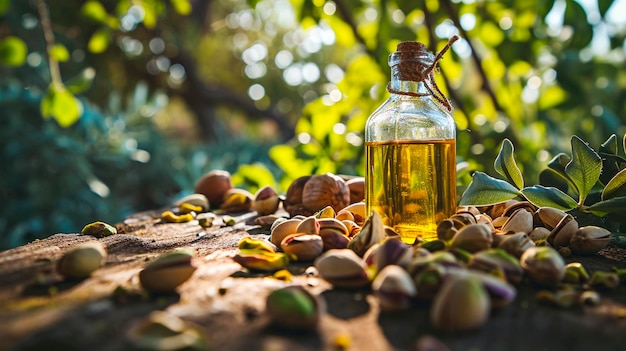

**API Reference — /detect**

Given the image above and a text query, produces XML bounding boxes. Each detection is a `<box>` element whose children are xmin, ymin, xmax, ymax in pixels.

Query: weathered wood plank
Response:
<box><xmin>1</xmin><ymin>210</ymin><xmax>625</xmax><ymax>351</ymax></box>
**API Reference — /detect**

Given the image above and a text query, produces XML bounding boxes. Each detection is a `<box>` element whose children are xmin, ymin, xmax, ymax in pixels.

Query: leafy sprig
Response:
<box><xmin>460</xmin><ymin>134</ymin><xmax>626</xmax><ymax>219</ymax></box>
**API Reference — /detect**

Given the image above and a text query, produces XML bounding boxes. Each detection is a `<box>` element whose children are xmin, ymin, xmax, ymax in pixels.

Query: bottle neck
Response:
<box><xmin>389</xmin><ymin>66</ymin><xmax>431</xmax><ymax>97</ymax></box>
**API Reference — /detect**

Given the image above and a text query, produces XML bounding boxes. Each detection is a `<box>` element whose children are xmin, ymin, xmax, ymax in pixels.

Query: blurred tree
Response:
<box><xmin>0</xmin><ymin>0</ymin><xmax>625</xmax><ymax>248</ymax></box>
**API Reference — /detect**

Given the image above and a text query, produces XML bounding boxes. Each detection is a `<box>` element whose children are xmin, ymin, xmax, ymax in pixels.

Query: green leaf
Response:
<box><xmin>599</xmin><ymin>134</ymin><xmax>621</xmax><ymax>184</ymax></box>
<box><xmin>50</xmin><ymin>44</ymin><xmax>70</xmax><ymax>62</ymax></box>
<box><xmin>41</xmin><ymin>85</ymin><xmax>82</xmax><ymax>127</ymax></box>
<box><xmin>459</xmin><ymin>171</ymin><xmax>521</xmax><ymax>206</ymax></box>
<box><xmin>521</xmin><ymin>185</ymin><xmax>578</xmax><ymax>211</ymax></box>
<box><xmin>0</xmin><ymin>36</ymin><xmax>27</xmax><ymax>67</ymax></box>
<box><xmin>563</xmin><ymin>0</ymin><xmax>593</xmax><ymax>49</ymax></box>
<box><xmin>565</xmin><ymin>135</ymin><xmax>602</xmax><ymax>204</ymax></box>
<box><xmin>546</xmin><ymin>152</ymin><xmax>570</xmax><ymax>178</ymax></box>
<box><xmin>597</xmin><ymin>0</ymin><xmax>614</xmax><ymax>17</ymax></box>
<box><xmin>588</xmin><ymin>196</ymin><xmax>626</xmax><ymax>217</ymax></box>
<box><xmin>494</xmin><ymin>138</ymin><xmax>524</xmax><ymax>189</ymax></box>
<box><xmin>81</xmin><ymin>1</ymin><xmax>109</xmax><ymax>22</ymax></box>
<box><xmin>88</xmin><ymin>28</ymin><xmax>110</xmax><ymax>53</ymax></box>
<box><xmin>602</xmin><ymin>168</ymin><xmax>626</xmax><ymax>200</ymax></box>
<box><xmin>170</xmin><ymin>0</ymin><xmax>192</xmax><ymax>15</ymax></box>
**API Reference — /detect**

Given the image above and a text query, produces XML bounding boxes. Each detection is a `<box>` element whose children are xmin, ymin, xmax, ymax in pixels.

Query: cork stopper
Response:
<box><xmin>389</xmin><ymin>41</ymin><xmax>434</xmax><ymax>82</ymax></box>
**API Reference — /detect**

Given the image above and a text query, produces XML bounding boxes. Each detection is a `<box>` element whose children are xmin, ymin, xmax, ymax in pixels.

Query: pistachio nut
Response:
<box><xmin>254</xmin><ymin>214</ymin><xmax>281</xmax><ymax>229</ymax></box>
<box><xmin>139</xmin><ymin>248</ymin><xmax>197</xmax><ymax>293</ymax></box>
<box><xmin>174</xmin><ymin>193</ymin><xmax>210</xmax><ymax>212</ymax></box>
<box><xmin>436</xmin><ymin>219</ymin><xmax>460</xmax><ymax>242</ymax></box>
<box><xmin>238</xmin><ymin>236</ymin><xmax>277</xmax><ymax>253</ymax></box>
<box><xmin>563</xmin><ymin>262</ymin><xmax>590</xmax><ymax>284</ymax></box>
<box><xmin>407</xmin><ymin>251</ymin><xmax>460</xmax><ymax>277</ymax></box>
<box><xmin>500</xmin><ymin>209</ymin><xmax>533</xmax><ymax>234</ymax></box>
<box><xmin>547</xmin><ymin>214</ymin><xmax>579</xmax><ymax>248</ymax></box>
<box><xmin>348</xmin><ymin>211</ymin><xmax>385</xmax><ymax>257</ymax></box>
<box><xmin>197</xmin><ymin>213</ymin><xmax>216</xmax><ymax>228</ymax></box>
<box><xmin>296</xmin><ymin>216</ymin><xmax>321</xmax><ymax>234</ymax></box>
<box><xmin>232</xmin><ymin>250</ymin><xmax>290</xmax><ymax>272</ymax></box>
<box><xmin>569</xmin><ymin>226</ymin><xmax>611</xmax><ymax>255</ymax></box>
<box><xmin>56</xmin><ymin>241</ymin><xmax>107</xmax><ymax>279</ymax></box>
<box><xmin>497</xmin><ymin>232</ymin><xmax>535</xmax><ymax>258</ymax></box>
<box><xmin>411</xmin><ymin>262</ymin><xmax>446</xmax><ymax>300</ymax></box>
<box><xmin>520</xmin><ymin>246</ymin><xmax>565</xmax><ymax>287</ymax></box>
<box><xmin>368</xmin><ymin>237</ymin><xmax>414</xmax><ymax>274</ymax></box>
<box><xmin>128</xmin><ymin>310</ymin><xmax>208</xmax><ymax>351</ymax></box>
<box><xmin>372</xmin><ymin>265</ymin><xmax>417</xmax><ymax>310</ymax></box>
<box><xmin>468</xmin><ymin>248</ymin><xmax>523</xmax><ymax>284</ymax></box>
<box><xmin>486</xmin><ymin>200</ymin><xmax>520</xmax><ymax>218</ymax></box>
<box><xmin>318</xmin><ymin>218</ymin><xmax>349</xmax><ymax>236</ymax></box>
<box><xmin>161</xmin><ymin>210</ymin><xmax>195</xmax><ymax>223</ymax></box>
<box><xmin>319</xmin><ymin>229</ymin><xmax>350</xmax><ymax>251</ymax></box>
<box><xmin>450</xmin><ymin>223</ymin><xmax>494</xmax><ymax>253</ymax></box>
<box><xmin>81</xmin><ymin>221</ymin><xmax>117</xmax><ymax>238</ymax></box>
<box><xmin>220</xmin><ymin>188</ymin><xmax>254</xmax><ymax>213</ymax></box>
<box><xmin>179</xmin><ymin>202</ymin><xmax>204</xmax><ymax>214</ymax></box>
<box><xmin>270</xmin><ymin>218</ymin><xmax>302</xmax><ymax>247</ymax></box>
<box><xmin>253</xmin><ymin>186</ymin><xmax>280</xmax><ymax>216</ymax></box>
<box><xmin>588</xmin><ymin>270</ymin><xmax>620</xmax><ymax>290</ymax></box>
<box><xmin>456</xmin><ymin>206</ymin><xmax>481</xmax><ymax>216</ymax></box>
<box><xmin>430</xmin><ymin>273</ymin><xmax>490</xmax><ymax>331</ymax></box>
<box><xmin>580</xmin><ymin>290</ymin><xmax>601</xmax><ymax>306</ymax></box>
<box><xmin>450</xmin><ymin>212</ymin><xmax>476</xmax><ymax>226</ymax></box>
<box><xmin>266</xmin><ymin>285</ymin><xmax>323</xmax><ymax>330</ymax></box>
<box><xmin>459</xmin><ymin>269</ymin><xmax>517</xmax><ymax>307</ymax></box>
<box><xmin>528</xmin><ymin>227</ymin><xmax>551</xmax><ymax>243</ymax></box>
<box><xmin>346</xmin><ymin>177</ymin><xmax>365</xmax><ymax>204</ymax></box>
<box><xmin>341</xmin><ymin>202</ymin><xmax>366</xmax><ymax>225</ymax></box>
<box><xmin>535</xmin><ymin>207</ymin><xmax>568</xmax><ymax>230</ymax></box>
<box><xmin>315</xmin><ymin>205</ymin><xmax>336</xmax><ymax>219</ymax></box>
<box><xmin>281</xmin><ymin>233</ymin><xmax>324</xmax><ymax>261</ymax></box>
<box><xmin>335</xmin><ymin>209</ymin><xmax>355</xmax><ymax>222</ymax></box>
<box><xmin>314</xmin><ymin>249</ymin><xmax>370</xmax><ymax>288</ymax></box>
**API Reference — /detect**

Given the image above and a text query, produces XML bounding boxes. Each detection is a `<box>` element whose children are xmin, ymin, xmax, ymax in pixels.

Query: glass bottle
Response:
<box><xmin>365</xmin><ymin>39</ymin><xmax>457</xmax><ymax>244</ymax></box>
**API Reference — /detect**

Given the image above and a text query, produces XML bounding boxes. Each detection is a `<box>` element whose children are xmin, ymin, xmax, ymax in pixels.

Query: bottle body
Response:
<box><xmin>365</xmin><ymin>83</ymin><xmax>456</xmax><ymax>244</ymax></box>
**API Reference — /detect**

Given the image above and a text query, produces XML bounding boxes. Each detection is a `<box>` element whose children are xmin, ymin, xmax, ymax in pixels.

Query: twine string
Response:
<box><xmin>387</xmin><ymin>35</ymin><xmax>459</xmax><ymax>111</ymax></box>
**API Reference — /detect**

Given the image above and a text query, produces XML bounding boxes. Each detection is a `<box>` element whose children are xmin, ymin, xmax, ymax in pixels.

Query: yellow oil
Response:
<box><xmin>365</xmin><ymin>139</ymin><xmax>456</xmax><ymax>244</ymax></box>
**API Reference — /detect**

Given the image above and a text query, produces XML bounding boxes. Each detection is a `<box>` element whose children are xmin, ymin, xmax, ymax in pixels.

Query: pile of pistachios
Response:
<box><xmin>232</xmin><ymin>199</ymin><xmax>623</xmax><ymax>333</ymax></box>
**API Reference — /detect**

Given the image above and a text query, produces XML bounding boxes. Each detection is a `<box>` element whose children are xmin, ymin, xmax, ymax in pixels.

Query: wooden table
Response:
<box><xmin>1</xmin><ymin>210</ymin><xmax>626</xmax><ymax>351</ymax></box>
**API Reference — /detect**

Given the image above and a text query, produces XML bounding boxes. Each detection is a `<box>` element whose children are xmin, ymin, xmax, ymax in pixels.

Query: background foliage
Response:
<box><xmin>1</xmin><ymin>0</ymin><xmax>625</xmax><ymax>249</ymax></box>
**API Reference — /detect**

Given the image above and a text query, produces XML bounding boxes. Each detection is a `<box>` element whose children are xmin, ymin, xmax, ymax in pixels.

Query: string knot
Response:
<box><xmin>387</xmin><ymin>35</ymin><xmax>459</xmax><ymax>111</ymax></box>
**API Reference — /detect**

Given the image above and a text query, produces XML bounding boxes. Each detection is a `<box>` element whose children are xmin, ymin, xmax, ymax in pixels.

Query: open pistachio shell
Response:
<box><xmin>281</xmin><ymin>234</ymin><xmax>324</xmax><ymax>261</ymax></box>
<box><xmin>348</xmin><ymin>211</ymin><xmax>385</xmax><ymax>257</ymax></box>
<box><xmin>569</xmin><ymin>226</ymin><xmax>611</xmax><ymax>255</ymax></box>
<box><xmin>372</xmin><ymin>265</ymin><xmax>417</xmax><ymax>310</ymax></box>
<box><xmin>270</xmin><ymin>218</ymin><xmax>302</xmax><ymax>247</ymax></box>
<box><xmin>314</xmin><ymin>249</ymin><xmax>370</xmax><ymax>288</ymax></box>
<box><xmin>450</xmin><ymin>223</ymin><xmax>493</xmax><ymax>253</ymax></box>
<box><xmin>81</xmin><ymin>221</ymin><xmax>117</xmax><ymax>238</ymax></box>
<box><xmin>174</xmin><ymin>193</ymin><xmax>210</xmax><ymax>212</ymax></box>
